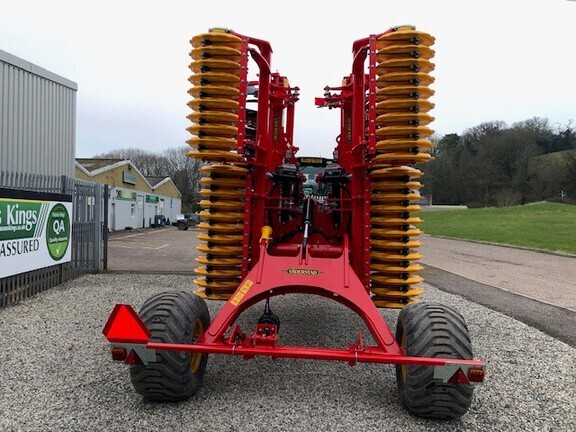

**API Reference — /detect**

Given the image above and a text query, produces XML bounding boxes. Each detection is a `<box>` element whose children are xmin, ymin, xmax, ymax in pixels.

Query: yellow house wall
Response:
<box><xmin>75</xmin><ymin>166</ymin><xmax>90</xmax><ymax>181</ymax></box>
<box><xmin>153</xmin><ymin>181</ymin><xmax>181</xmax><ymax>199</ymax></box>
<box><xmin>84</xmin><ymin>166</ymin><xmax>153</xmax><ymax>193</ymax></box>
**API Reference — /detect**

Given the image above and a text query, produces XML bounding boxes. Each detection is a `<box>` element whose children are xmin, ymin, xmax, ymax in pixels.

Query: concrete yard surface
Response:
<box><xmin>1</xmin><ymin>274</ymin><xmax>575</xmax><ymax>431</ymax></box>
<box><xmin>107</xmin><ymin>227</ymin><xmax>198</xmax><ymax>273</ymax></box>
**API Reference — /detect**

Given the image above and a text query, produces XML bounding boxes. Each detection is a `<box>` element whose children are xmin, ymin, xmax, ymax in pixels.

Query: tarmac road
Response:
<box><xmin>420</xmin><ymin>236</ymin><xmax>576</xmax><ymax>346</ymax></box>
<box><xmin>420</xmin><ymin>236</ymin><xmax>576</xmax><ymax>311</ymax></box>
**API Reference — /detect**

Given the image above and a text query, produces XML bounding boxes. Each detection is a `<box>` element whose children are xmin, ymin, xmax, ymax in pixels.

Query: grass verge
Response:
<box><xmin>420</xmin><ymin>202</ymin><xmax>576</xmax><ymax>254</ymax></box>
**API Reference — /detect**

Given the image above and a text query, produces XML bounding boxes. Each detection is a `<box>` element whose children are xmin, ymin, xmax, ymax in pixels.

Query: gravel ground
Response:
<box><xmin>0</xmin><ymin>274</ymin><xmax>574</xmax><ymax>432</ymax></box>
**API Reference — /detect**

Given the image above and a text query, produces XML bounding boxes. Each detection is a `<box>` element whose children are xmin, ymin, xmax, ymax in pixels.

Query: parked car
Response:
<box><xmin>172</xmin><ymin>213</ymin><xmax>198</xmax><ymax>230</ymax></box>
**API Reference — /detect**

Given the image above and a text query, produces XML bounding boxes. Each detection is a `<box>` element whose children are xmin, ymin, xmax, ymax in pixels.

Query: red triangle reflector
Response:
<box><xmin>125</xmin><ymin>349</ymin><xmax>144</xmax><ymax>365</ymax></box>
<box><xmin>102</xmin><ymin>304</ymin><xmax>151</xmax><ymax>344</ymax></box>
<box><xmin>448</xmin><ymin>367</ymin><xmax>469</xmax><ymax>384</ymax></box>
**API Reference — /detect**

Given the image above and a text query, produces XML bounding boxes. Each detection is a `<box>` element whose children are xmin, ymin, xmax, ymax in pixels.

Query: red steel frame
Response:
<box><xmin>103</xmin><ymin>30</ymin><xmax>486</xmax><ymax>382</ymax></box>
<box><xmin>105</xmin><ymin>236</ymin><xmax>485</xmax><ymax>374</ymax></box>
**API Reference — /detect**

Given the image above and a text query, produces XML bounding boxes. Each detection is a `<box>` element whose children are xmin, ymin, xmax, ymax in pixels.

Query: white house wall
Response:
<box><xmin>108</xmin><ymin>186</ymin><xmax>181</xmax><ymax>231</ymax></box>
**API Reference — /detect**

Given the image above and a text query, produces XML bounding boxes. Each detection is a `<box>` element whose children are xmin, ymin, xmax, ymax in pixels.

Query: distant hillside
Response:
<box><xmin>533</xmin><ymin>149</ymin><xmax>576</xmax><ymax>169</ymax></box>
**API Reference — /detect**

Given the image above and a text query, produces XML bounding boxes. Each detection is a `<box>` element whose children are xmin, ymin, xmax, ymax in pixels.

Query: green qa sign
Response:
<box><xmin>46</xmin><ymin>203</ymin><xmax>71</xmax><ymax>261</ymax></box>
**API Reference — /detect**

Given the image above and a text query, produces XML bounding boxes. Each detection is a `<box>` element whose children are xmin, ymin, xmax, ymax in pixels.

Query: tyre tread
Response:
<box><xmin>129</xmin><ymin>291</ymin><xmax>209</xmax><ymax>402</ymax></box>
<box><xmin>396</xmin><ymin>302</ymin><xmax>474</xmax><ymax>419</ymax></box>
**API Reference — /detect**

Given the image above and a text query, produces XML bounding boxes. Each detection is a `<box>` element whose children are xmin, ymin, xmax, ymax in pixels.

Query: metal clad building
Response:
<box><xmin>0</xmin><ymin>49</ymin><xmax>77</xmax><ymax>177</ymax></box>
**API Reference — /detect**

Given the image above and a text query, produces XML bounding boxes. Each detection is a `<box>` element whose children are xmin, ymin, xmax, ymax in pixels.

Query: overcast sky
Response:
<box><xmin>1</xmin><ymin>0</ymin><xmax>575</xmax><ymax>158</ymax></box>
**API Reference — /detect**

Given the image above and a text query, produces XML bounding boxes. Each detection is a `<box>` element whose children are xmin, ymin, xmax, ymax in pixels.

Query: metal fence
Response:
<box><xmin>0</xmin><ymin>171</ymin><xmax>107</xmax><ymax>307</ymax></box>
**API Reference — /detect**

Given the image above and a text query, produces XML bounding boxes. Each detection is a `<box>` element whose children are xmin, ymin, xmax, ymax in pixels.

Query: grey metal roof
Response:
<box><xmin>76</xmin><ymin>158</ymin><xmax>125</xmax><ymax>172</ymax></box>
<box><xmin>0</xmin><ymin>48</ymin><xmax>78</xmax><ymax>90</ymax></box>
<box><xmin>145</xmin><ymin>176</ymin><xmax>167</xmax><ymax>187</ymax></box>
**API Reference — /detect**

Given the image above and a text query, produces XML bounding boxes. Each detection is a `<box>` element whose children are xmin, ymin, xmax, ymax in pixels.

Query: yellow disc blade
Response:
<box><xmin>371</xmin><ymin>228</ymin><xmax>422</xmax><ymax>237</ymax></box>
<box><xmin>372</xmin><ymin>153</ymin><xmax>432</xmax><ymax>164</ymax></box>
<box><xmin>375</xmin><ymin>139</ymin><xmax>433</xmax><ymax>151</ymax></box>
<box><xmin>370</xmin><ymin>286</ymin><xmax>424</xmax><ymax>297</ymax></box>
<box><xmin>198</xmin><ymin>233</ymin><xmax>244</xmax><ymax>244</ymax></box>
<box><xmin>371</xmin><ymin>216</ymin><xmax>422</xmax><ymax>226</ymax></box>
<box><xmin>187</xmin><ymin>150</ymin><xmax>244</xmax><ymax>163</ymax></box>
<box><xmin>371</xmin><ymin>251</ymin><xmax>422</xmax><ymax>262</ymax></box>
<box><xmin>189</xmin><ymin>72</ymin><xmax>240</xmax><ymax>86</ymax></box>
<box><xmin>376</xmin><ymin>86</ymin><xmax>435</xmax><ymax>101</ymax></box>
<box><xmin>376</xmin><ymin>72</ymin><xmax>435</xmax><ymax>86</ymax></box>
<box><xmin>371</xmin><ymin>192</ymin><xmax>421</xmax><ymax>202</ymax></box>
<box><xmin>200</xmin><ymin>201</ymin><xmax>245</xmax><ymax>212</ymax></box>
<box><xmin>377</xmin><ymin>59</ymin><xmax>435</xmax><ymax>74</ymax></box>
<box><xmin>376</xmin><ymin>99</ymin><xmax>435</xmax><ymax>113</ymax></box>
<box><xmin>201</xmin><ymin>177</ymin><xmax>246</xmax><ymax>188</ymax></box>
<box><xmin>188</xmin><ymin>98</ymin><xmax>239</xmax><ymax>111</ymax></box>
<box><xmin>194</xmin><ymin>278</ymin><xmax>240</xmax><ymax>291</ymax></box>
<box><xmin>188</xmin><ymin>85</ymin><xmax>240</xmax><ymax>99</ymax></box>
<box><xmin>372</xmin><ymin>297</ymin><xmax>420</xmax><ymax>309</ymax></box>
<box><xmin>199</xmin><ymin>188</ymin><xmax>245</xmax><ymax>199</ymax></box>
<box><xmin>370</xmin><ymin>263</ymin><xmax>423</xmax><ymax>273</ymax></box>
<box><xmin>188</xmin><ymin>124</ymin><xmax>238</xmax><ymax>137</ymax></box>
<box><xmin>196</xmin><ymin>256</ymin><xmax>243</xmax><ymax>267</ymax></box>
<box><xmin>197</xmin><ymin>244</ymin><xmax>243</xmax><ymax>256</ymax></box>
<box><xmin>194</xmin><ymin>267</ymin><xmax>242</xmax><ymax>279</ymax></box>
<box><xmin>190</xmin><ymin>46</ymin><xmax>241</xmax><ymax>61</ymax></box>
<box><xmin>191</xmin><ymin>31</ymin><xmax>242</xmax><ymax>48</ymax></box>
<box><xmin>377</xmin><ymin>30</ymin><xmax>435</xmax><ymax>47</ymax></box>
<box><xmin>188</xmin><ymin>111</ymin><xmax>239</xmax><ymax>124</ymax></box>
<box><xmin>201</xmin><ymin>164</ymin><xmax>248</xmax><ymax>175</ymax></box>
<box><xmin>371</xmin><ymin>239</ymin><xmax>422</xmax><ymax>249</ymax></box>
<box><xmin>187</xmin><ymin>138</ymin><xmax>237</xmax><ymax>151</ymax></box>
<box><xmin>190</xmin><ymin>59</ymin><xmax>241</xmax><ymax>74</ymax></box>
<box><xmin>370</xmin><ymin>166</ymin><xmax>422</xmax><ymax>179</ymax></box>
<box><xmin>371</xmin><ymin>274</ymin><xmax>424</xmax><ymax>285</ymax></box>
<box><xmin>377</xmin><ymin>44</ymin><xmax>435</xmax><ymax>60</ymax></box>
<box><xmin>199</xmin><ymin>210</ymin><xmax>244</xmax><ymax>223</ymax></box>
<box><xmin>376</xmin><ymin>113</ymin><xmax>434</xmax><ymax>127</ymax></box>
<box><xmin>198</xmin><ymin>222</ymin><xmax>244</xmax><ymax>234</ymax></box>
<box><xmin>376</xmin><ymin>125</ymin><xmax>434</xmax><ymax>139</ymax></box>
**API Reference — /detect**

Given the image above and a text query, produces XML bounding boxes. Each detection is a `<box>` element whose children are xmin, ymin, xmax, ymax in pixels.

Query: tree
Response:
<box><xmin>94</xmin><ymin>148</ymin><xmax>170</xmax><ymax>177</ymax></box>
<box><xmin>163</xmin><ymin>147</ymin><xmax>204</xmax><ymax>212</ymax></box>
<box><xmin>94</xmin><ymin>147</ymin><xmax>203</xmax><ymax>210</ymax></box>
<box><xmin>422</xmin><ymin>117</ymin><xmax>575</xmax><ymax>207</ymax></box>
<box><xmin>461</xmin><ymin>120</ymin><xmax>507</xmax><ymax>152</ymax></box>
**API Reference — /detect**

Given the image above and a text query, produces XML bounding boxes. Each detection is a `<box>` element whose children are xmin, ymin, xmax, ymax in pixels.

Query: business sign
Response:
<box><xmin>116</xmin><ymin>190</ymin><xmax>136</xmax><ymax>201</ymax></box>
<box><xmin>146</xmin><ymin>195</ymin><xmax>159</xmax><ymax>204</ymax></box>
<box><xmin>0</xmin><ymin>188</ymin><xmax>73</xmax><ymax>278</ymax></box>
<box><xmin>122</xmin><ymin>171</ymin><xmax>136</xmax><ymax>185</ymax></box>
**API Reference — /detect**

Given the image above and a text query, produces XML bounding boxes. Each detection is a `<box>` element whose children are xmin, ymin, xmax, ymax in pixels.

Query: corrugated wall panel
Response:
<box><xmin>0</xmin><ymin>58</ymin><xmax>76</xmax><ymax>178</ymax></box>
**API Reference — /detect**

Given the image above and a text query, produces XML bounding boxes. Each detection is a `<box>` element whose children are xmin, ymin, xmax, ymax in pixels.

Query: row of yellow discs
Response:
<box><xmin>187</xmin><ymin>30</ymin><xmax>248</xmax><ymax>300</ymax></box>
<box><xmin>369</xmin><ymin>28</ymin><xmax>436</xmax><ymax>308</ymax></box>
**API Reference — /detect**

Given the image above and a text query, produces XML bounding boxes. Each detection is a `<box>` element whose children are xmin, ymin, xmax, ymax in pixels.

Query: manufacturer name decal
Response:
<box><xmin>284</xmin><ymin>268</ymin><xmax>322</xmax><ymax>276</ymax></box>
<box><xmin>231</xmin><ymin>279</ymin><xmax>254</xmax><ymax>306</ymax></box>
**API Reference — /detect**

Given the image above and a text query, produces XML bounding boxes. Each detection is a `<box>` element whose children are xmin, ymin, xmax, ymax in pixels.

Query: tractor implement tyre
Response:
<box><xmin>129</xmin><ymin>291</ymin><xmax>210</xmax><ymax>402</ymax></box>
<box><xmin>395</xmin><ymin>302</ymin><xmax>474</xmax><ymax>419</ymax></box>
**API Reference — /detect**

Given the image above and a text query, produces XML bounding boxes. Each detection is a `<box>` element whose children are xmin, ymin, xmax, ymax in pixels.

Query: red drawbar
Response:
<box><xmin>102</xmin><ymin>304</ymin><xmax>151</xmax><ymax>344</ymax></box>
